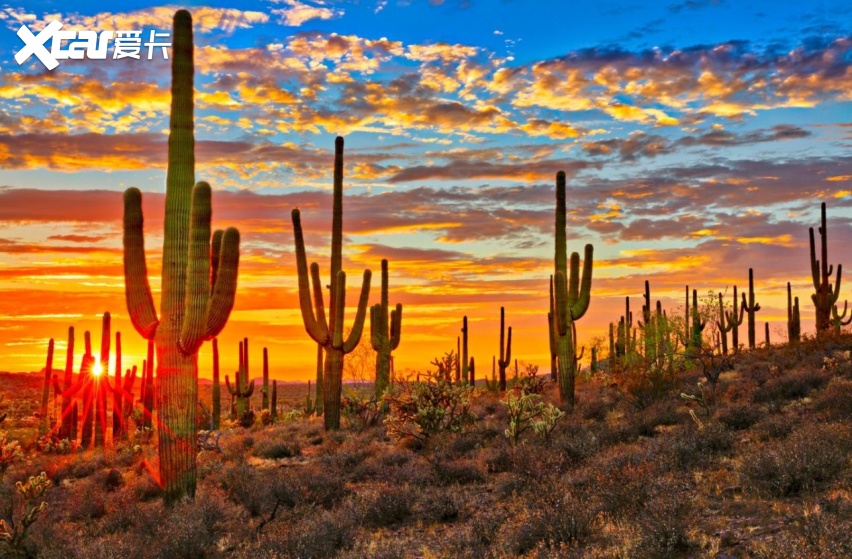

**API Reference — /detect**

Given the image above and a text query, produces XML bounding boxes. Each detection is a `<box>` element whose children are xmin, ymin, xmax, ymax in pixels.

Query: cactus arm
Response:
<box><xmin>310</xmin><ymin>262</ymin><xmax>328</xmax><ymax>334</ymax></box>
<box><xmin>831</xmin><ymin>264</ymin><xmax>843</xmax><ymax>302</ymax></box>
<box><xmin>210</xmin><ymin>229</ymin><xmax>222</xmax><ymax>294</ymax></box>
<box><xmin>505</xmin><ymin>326</ymin><xmax>512</xmax><ymax>365</ymax></box>
<box><xmin>122</xmin><ymin>188</ymin><xmax>159</xmax><ymax>340</ymax></box>
<box><xmin>205</xmin><ymin>227</ymin><xmax>239</xmax><ymax>339</ymax></box>
<box><xmin>390</xmin><ymin>303</ymin><xmax>402</xmax><ymax>350</ymax></box>
<box><xmin>570</xmin><ymin>244</ymin><xmax>594</xmax><ymax>320</ymax></box>
<box><xmin>179</xmin><ymin>182</ymin><xmax>212</xmax><ymax>355</ymax></box>
<box><xmin>292</xmin><ymin>208</ymin><xmax>330</xmax><ymax>345</ymax></box>
<box><xmin>225</xmin><ymin>374</ymin><xmax>236</xmax><ymax>396</ymax></box>
<box><xmin>343</xmin><ymin>269</ymin><xmax>372</xmax><ymax>354</ymax></box>
<box><xmin>809</xmin><ymin>228</ymin><xmax>821</xmax><ymax>290</ymax></box>
<box><xmin>244</xmin><ymin>379</ymin><xmax>255</xmax><ymax>397</ymax></box>
<box><xmin>568</xmin><ymin>252</ymin><xmax>580</xmax><ymax>303</ymax></box>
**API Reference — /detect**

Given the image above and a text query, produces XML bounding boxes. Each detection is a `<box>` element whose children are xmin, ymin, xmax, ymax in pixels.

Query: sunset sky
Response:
<box><xmin>1</xmin><ymin>0</ymin><xmax>850</xmax><ymax>381</ymax></box>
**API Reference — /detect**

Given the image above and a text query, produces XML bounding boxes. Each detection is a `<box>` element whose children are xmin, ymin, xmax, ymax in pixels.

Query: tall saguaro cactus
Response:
<box><xmin>121</xmin><ymin>10</ymin><xmax>240</xmax><ymax>503</ymax></box>
<box><xmin>552</xmin><ymin>171</ymin><xmax>593</xmax><ymax>409</ymax></box>
<box><xmin>371</xmin><ymin>259</ymin><xmax>402</xmax><ymax>398</ymax></box>
<box><xmin>497</xmin><ymin>307</ymin><xmax>512</xmax><ymax>391</ymax></box>
<box><xmin>291</xmin><ymin>137</ymin><xmax>372</xmax><ymax>431</ymax></box>
<box><xmin>461</xmin><ymin>316</ymin><xmax>470</xmax><ymax>385</ymax></box>
<box><xmin>548</xmin><ymin>277</ymin><xmax>558</xmax><ymax>380</ymax></box>
<box><xmin>787</xmin><ymin>283</ymin><xmax>801</xmax><ymax>343</ymax></box>
<box><xmin>742</xmin><ymin>269</ymin><xmax>761</xmax><ymax>349</ymax></box>
<box><xmin>717</xmin><ymin>292</ymin><xmax>733</xmax><ymax>355</ymax></box>
<box><xmin>726</xmin><ymin>285</ymin><xmax>745</xmax><ymax>353</ymax></box>
<box><xmin>810</xmin><ymin>203</ymin><xmax>842</xmax><ymax>333</ymax></box>
<box><xmin>226</xmin><ymin>339</ymin><xmax>254</xmax><ymax>424</ymax></box>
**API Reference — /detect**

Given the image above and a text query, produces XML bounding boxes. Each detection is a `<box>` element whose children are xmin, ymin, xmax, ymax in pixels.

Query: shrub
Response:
<box><xmin>717</xmin><ymin>403</ymin><xmax>763</xmax><ymax>431</ymax></box>
<box><xmin>752</xmin><ymin>368</ymin><xmax>829</xmax><ymax>404</ymax></box>
<box><xmin>347</xmin><ymin>484</ymin><xmax>415</xmax><ymax>528</ymax></box>
<box><xmin>813</xmin><ymin>377</ymin><xmax>852</xmax><ymax>420</ymax></box>
<box><xmin>383</xmin><ymin>370</ymin><xmax>475</xmax><ymax>442</ymax></box>
<box><xmin>741</xmin><ymin>423</ymin><xmax>852</xmax><ymax>497</ymax></box>
<box><xmin>636</xmin><ymin>477</ymin><xmax>694</xmax><ymax>557</ymax></box>
<box><xmin>501</xmin><ymin>390</ymin><xmax>564</xmax><ymax>445</ymax></box>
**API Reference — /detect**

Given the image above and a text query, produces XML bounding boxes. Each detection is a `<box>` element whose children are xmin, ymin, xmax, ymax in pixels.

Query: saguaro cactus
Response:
<box><xmin>717</xmin><ymin>292</ymin><xmax>733</xmax><ymax>355</ymax></box>
<box><xmin>211</xmin><ymin>338</ymin><xmax>221</xmax><ymax>429</ymax></box>
<box><xmin>726</xmin><ymin>285</ymin><xmax>745</xmax><ymax>353</ymax></box>
<box><xmin>810</xmin><ymin>203</ymin><xmax>842</xmax><ymax>333</ymax></box>
<box><xmin>689</xmin><ymin>289</ymin><xmax>706</xmax><ymax>355</ymax></box>
<box><xmin>831</xmin><ymin>302</ymin><xmax>852</xmax><ymax>333</ymax></box>
<box><xmin>60</xmin><ymin>327</ymin><xmax>75</xmax><ymax>439</ymax></box>
<box><xmin>371</xmin><ymin>259</ymin><xmax>402</xmax><ymax>398</ymax></box>
<box><xmin>262</xmin><ymin>347</ymin><xmax>270</xmax><ymax>411</ymax></box>
<box><xmin>461</xmin><ymin>316</ymin><xmax>469</xmax><ymax>385</ymax></box>
<box><xmin>121</xmin><ymin>10</ymin><xmax>240</xmax><ymax>502</ymax></box>
<box><xmin>787</xmin><ymin>283</ymin><xmax>801</xmax><ymax>343</ymax></box>
<box><xmin>548</xmin><ymin>277</ymin><xmax>558</xmax><ymax>381</ymax></box>
<box><xmin>552</xmin><ymin>171</ymin><xmax>593</xmax><ymax>409</ymax></box>
<box><xmin>314</xmin><ymin>344</ymin><xmax>323</xmax><ymax>417</ymax></box>
<box><xmin>40</xmin><ymin>339</ymin><xmax>54</xmax><ymax>435</ymax></box>
<box><xmin>742</xmin><ymin>269</ymin><xmax>761</xmax><ymax>349</ymax></box>
<box><xmin>226</xmin><ymin>339</ymin><xmax>254</xmax><ymax>425</ymax></box>
<box><xmin>497</xmin><ymin>307</ymin><xmax>512</xmax><ymax>391</ymax></box>
<box><xmin>291</xmin><ymin>136</ymin><xmax>371</xmax><ymax>431</ymax></box>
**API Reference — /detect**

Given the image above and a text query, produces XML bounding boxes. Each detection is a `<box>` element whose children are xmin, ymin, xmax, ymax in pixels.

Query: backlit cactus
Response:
<box><xmin>461</xmin><ymin>316</ymin><xmax>469</xmax><ymax>385</ymax></box>
<box><xmin>211</xmin><ymin>338</ymin><xmax>221</xmax><ymax>430</ymax></box>
<box><xmin>226</xmin><ymin>339</ymin><xmax>255</xmax><ymax>425</ymax></box>
<box><xmin>787</xmin><ymin>282</ymin><xmax>801</xmax><ymax>342</ymax></box>
<box><xmin>552</xmin><ymin>171</ymin><xmax>593</xmax><ymax>409</ymax></box>
<box><xmin>262</xmin><ymin>347</ymin><xmax>270</xmax><ymax>411</ymax></box>
<box><xmin>716</xmin><ymin>292</ymin><xmax>733</xmax><ymax>355</ymax></box>
<box><xmin>810</xmin><ymin>202</ymin><xmax>842</xmax><ymax>333</ymax></box>
<box><xmin>725</xmin><ymin>285</ymin><xmax>745</xmax><ymax>353</ymax></box>
<box><xmin>742</xmin><ymin>269</ymin><xmax>761</xmax><ymax>349</ymax></box>
<box><xmin>121</xmin><ymin>10</ymin><xmax>240</xmax><ymax>502</ymax></box>
<box><xmin>371</xmin><ymin>259</ymin><xmax>402</xmax><ymax>398</ymax></box>
<box><xmin>831</xmin><ymin>302</ymin><xmax>852</xmax><ymax>333</ymax></box>
<box><xmin>291</xmin><ymin>136</ymin><xmax>371</xmax><ymax>431</ymax></box>
<box><xmin>497</xmin><ymin>307</ymin><xmax>512</xmax><ymax>391</ymax></box>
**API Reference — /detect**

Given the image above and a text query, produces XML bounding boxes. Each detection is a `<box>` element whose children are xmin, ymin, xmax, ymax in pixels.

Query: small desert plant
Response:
<box><xmin>501</xmin><ymin>390</ymin><xmax>565</xmax><ymax>445</ymax></box>
<box><xmin>341</xmin><ymin>393</ymin><xmax>383</xmax><ymax>430</ymax></box>
<box><xmin>0</xmin><ymin>434</ymin><xmax>22</xmax><ymax>473</ymax></box>
<box><xmin>383</xmin><ymin>369</ymin><xmax>475</xmax><ymax>442</ymax></box>
<box><xmin>0</xmin><ymin>472</ymin><xmax>51</xmax><ymax>556</ymax></box>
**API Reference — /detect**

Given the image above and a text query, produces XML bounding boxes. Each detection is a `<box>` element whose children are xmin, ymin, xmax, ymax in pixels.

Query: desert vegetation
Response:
<box><xmin>0</xmin><ymin>8</ymin><xmax>849</xmax><ymax>559</ymax></box>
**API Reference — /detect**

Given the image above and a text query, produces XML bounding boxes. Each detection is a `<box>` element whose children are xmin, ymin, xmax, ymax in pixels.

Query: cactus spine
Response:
<box><xmin>787</xmin><ymin>283</ymin><xmax>801</xmax><ymax>342</ymax></box>
<box><xmin>370</xmin><ymin>259</ymin><xmax>402</xmax><ymax>398</ymax></box>
<box><xmin>497</xmin><ymin>307</ymin><xmax>512</xmax><ymax>391</ymax></box>
<box><xmin>810</xmin><ymin>202</ymin><xmax>842</xmax><ymax>333</ymax></box>
<box><xmin>226</xmin><ymin>339</ymin><xmax>254</xmax><ymax>423</ymax></box>
<box><xmin>121</xmin><ymin>10</ymin><xmax>240</xmax><ymax>502</ymax></box>
<box><xmin>553</xmin><ymin>171</ymin><xmax>593</xmax><ymax>409</ymax></box>
<box><xmin>291</xmin><ymin>136</ymin><xmax>372</xmax><ymax>431</ymax></box>
<box><xmin>262</xmin><ymin>347</ymin><xmax>269</xmax><ymax>411</ymax></box>
<box><xmin>742</xmin><ymin>269</ymin><xmax>761</xmax><ymax>349</ymax></box>
<box><xmin>211</xmin><ymin>338</ymin><xmax>220</xmax><ymax>429</ymax></box>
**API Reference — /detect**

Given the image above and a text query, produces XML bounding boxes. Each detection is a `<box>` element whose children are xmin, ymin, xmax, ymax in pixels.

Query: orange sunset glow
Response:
<box><xmin>1</xmin><ymin>1</ymin><xmax>851</xmax><ymax>383</ymax></box>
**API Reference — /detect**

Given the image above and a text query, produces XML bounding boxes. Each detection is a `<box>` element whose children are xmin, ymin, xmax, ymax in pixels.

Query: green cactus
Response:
<box><xmin>211</xmin><ymin>338</ymin><xmax>221</xmax><ymax>430</ymax></box>
<box><xmin>742</xmin><ymin>269</ymin><xmax>761</xmax><ymax>349</ymax></box>
<box><xmin>40</xmin><ymin>338</ymin><xmax>54</xmax><ymax>436</ymax></box>
<box><xmin>121</xmin><ymin>10</ymin><xmax>240</xmax><ymax>502</ymax></box>
<box><xmin>552</xmin><ymin>171</ymin><xmax>593</xmax><ymax>409</ymax></box>
<box><xmin>291</xmin><ymin>137</ymin><xmax>371</xmax><ymax>431</ymax></box>
<box><xmin>716</xmin><ymin>291</ymin><xmax>733</xmax><ymax>355</ymax></box>
<box><xmin>497</xmin><ymin>307</ymin><xmax>512</xmax><ymax>391</ymax></box>
<box><xmin>461</xmin><ymin>316</ymin><xmax>469</xmax><ymax>385</ymax></box>
<box><xmin>548</xmin><ymin>278</ymin><xmax>558</xmax><ymax>381</ymax></box>
<box><xmin>787</xmin><ymin>283</ymin><xmax>801</xmax><ymax>343</ymax></box>
<box><xmin>262</xmin><ymin>347</ymin><xmax>270</xmax><ymax>411</ymax></box>
<box><xmin>831</xmin><ymin>301</ymin><xmax>852</xmax><ymax>333</ymax></box>
<box><xmin>314</xmin><ymin>344</ymin><xmax>323</xmax><ymax>417</ymax></box>
<box><xmin>810</xmin><ymin>202</ymin><xmax>842</xmax><ymax>333</ymax></box>
<box><xmin>725</xmin><ymin>285</ymin><xmax>745</xmax><ymax>353</ymax></box>
<box><xmin>226</xmin><ymin>339</ymin><xmax>255</xmax><ymax>425</ymax></box>
<box><xmin>371</xmin><ymin>259</ymin><xmax>402</xmax><ymax>398</ymax></box>
<box><xmin>271</xmin><ymin>380</ymin><xmax>278</xmax><ymax>421</ymax></box>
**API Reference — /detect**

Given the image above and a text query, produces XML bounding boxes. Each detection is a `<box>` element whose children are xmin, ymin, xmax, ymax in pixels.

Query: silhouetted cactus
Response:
<box><xmin>461</xmin><ymin>316</ymin><xmax>469</xmax><ymax>385</ymax></box>
<box><xmin>742</xmin><ymin>269</ymin><xmax>761</xmax><ymax>349</ymax></box>
<box><xmin>717</xmin><ymin>292</ymin><xmax>733</xmax><ymax>355</ymax></box>
<box><xmin>831</xmin><ymin>302</ymin><xmax>852</xmax><ymax>333</ymax></box>
<box><xmin>271</xmin><ymin>380</ymin><xmax>278</xmax><ymax>420</ymax></box>
<box><xmin>314</xmin><ymin>344</ymin><xmax>323</xmax><ymax>417</ymax></box>
<box><xmin>60</xmin><ymin>327</ymin><xmax>74</xmax><ymax>440</ymax></box>
<box><xmin>262</xmin><ymin>347</ymin><xmax>270</xmax><ymax>411</ymax></box>
<box><xmin>371</xmin><ymin>259</ymin><xmax>402</xmax><ymax>398</ymax></box>
<box><xmin>548</xmin><ymin>278</ymin><xmax>558</xmax><ymax>380</ymax></box>
<box><xmin>121</xmin><ymin>10</ymin><xmax>240</xmax><ymax>502</ymax></box>
<box><xmin>810</xmin><ymin>202</ymin><xmax>842</xmax><ymax>333</ymax></box>
<box><xmin>725</xmin><ymin>285</ymin><xmax>745</xmax><ymax>353</ymax></box>
<box><xmin>291</xmin><ymin>136</ymin><xmax>371</xmax><ymax>431</ymax></box>
<box><xmin>211</xmin><ymin>338</ymin><xmax>220</xmax><ymax>430</ymax></box>
<box><xmin>787</xmin><ymin>282</ymin><xmax>801</xmax><ymax>343</ymax></box>
<box><xmin>765</xmin><ymin>322</ymin><xmax>771</xmax><ymax>347</ymax></box>
<box><xmin>40</xmin><ymin>339</ymin><xmax>54</xmax><ymax>435</ymax></box>
<box><xmin>112</xmin><ymin>331</ymin><xmax>122</xmax><ymax>439</ymax></box>
<box><xmin>552</xmin><ymin>171</ymin><xmax>593</xmax><ymax>409</ymax></box>
<box><xmin>226</xmin><ymin>339</ymin><xmax>254</xmax><ymax>426</ymax></box>
<box><xmin>497</xmin><ymin>307</ymin><xmax>512</xmax><ymax>391</ymax></box>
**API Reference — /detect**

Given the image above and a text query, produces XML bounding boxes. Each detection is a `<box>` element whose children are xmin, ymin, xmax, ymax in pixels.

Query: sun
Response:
<box><xmin>92</xmin><ymin>361</ymin><xmax>103</xmax><ymax>377</ymax></box>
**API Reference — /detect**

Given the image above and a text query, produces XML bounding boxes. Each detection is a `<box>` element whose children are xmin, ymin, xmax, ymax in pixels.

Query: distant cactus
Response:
<box><xmin>486</xmin><ymin>356</ymin><xmax>499</xmax><ymax>392</ymax></box>
<box><xmin>765</xmin><ymin>322</ymin><xmax>771</xmax><ymax>347</ymax></box>
<box><xmin>716</xmin><ymin>292</ymin><xmax>733</xmax><ymax>355</ymax></box>
<box><xmin>291</xmin><ymin>136</ymin><xmax>371</xmax><ymax>430</ymax></box>
<box><xmin>461</xmin><ymin>316</ymin><xmax>470</xmax><ymax>385</ymax></box>
<box><xmin>552</xmin><ymin>171</ymin><xmax>593</xmax><ymax>409</ymax></box>
<box><xmin>497</xmin><ymin>307</ymin><xmax>512</xmax><ymax>391</ymax></box>
<box><xmin>725</xmin><ymin>285</ymin><xmax>745</xmax><ymax>353</ymax></box>
<box><xmin>371</xmin><ymin>259</ymin><xmax>402</xmax><ymax>398</ymax></box>
<box><xmin>810</xmin><ymin>202</ymin><xmax>842</xmax><ymax>333</ymax></box>
<box><xmin>225</xmin><ymin>339</ymin><xmax>255</xmax><ymax>427</ymax></box>
<box><xmin>59</xmin><ymin>327</ymin><xmax>74</xmax><ymax>440</ymax></box>
<box><xmin>40</xmin><ymin>339</ymin><xmax>54</xmax><ymax>435</ymax></box>
<box><xmin>111</xmin><ymin>331</ymin><xmax>121</xmax><ymax>440</ymax></box>
<box><xmin>305</xmin><ymin>380</ymin><xmax>315</xmax><ymax>415</ymax></box>
<box><xmin>742</xmin><ymin>269</ymin><xmax>761</xmax><ymax>349</ymax></box>
<box><xmin>690</xmin><ymin>289</ymin><xmax>706</xmax><ymax>355</ymax></box>
<box><xmin>468</xmin><ymin>356</ymin><xmax>475</xmax><ymax>386</ymax></box>
<box><xmin>262</xmin><ymin>347</ymin><xmax>270</xmax><ymax>411</ymax></box>
<box><xmin>787</xmin><ymin>283</ymin><xmax>801</xmax><ymax>343</ymax></box>
<box><xmin>121</xmin><ymin>10</ymin><xmax>240</xmax><ymax>502</ymax></box>
<box><xmin>271</xmin><ymin>380</ymin><xmax>278</xmax><ymax>421</ymax></box>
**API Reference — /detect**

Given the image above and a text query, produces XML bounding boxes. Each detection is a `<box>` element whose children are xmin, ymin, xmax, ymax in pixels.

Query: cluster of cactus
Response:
<box><xmin>371</xmin><ymin>259</ymin><xmax>402</xmax><ymax>398</ymax></box>
<box><xmin>551</xmin><ymin>171</ymin><xmax>594</xmax><ymax>409</ymax></box>
<box><xmin>717</xmin><ymin>287</ymin><xmax>744</xmax><ymax>354</ymax></box>
<box><xmin>292</xmin><ymin>136</ymin><xmax>371</xmax><ymax>431</ymax></box>
<box><xmin>121</xmin><ymin>9</ymin><xmax>240</xmax><ymax>502</ymax></box>
<box><xmin>226</xmin><ymin>338</ymin><xmax>255</xmax><ymax>427</ymax></box>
